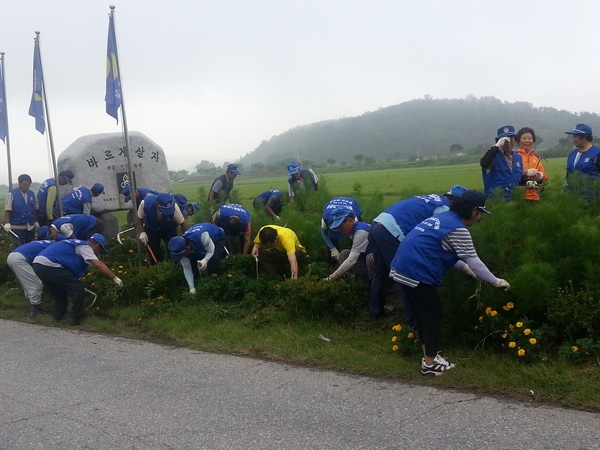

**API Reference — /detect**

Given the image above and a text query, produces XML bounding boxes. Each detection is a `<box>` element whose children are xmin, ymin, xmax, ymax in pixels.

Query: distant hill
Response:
<box><xmin>238</xmin><ymin>96</ymin><xmax>599</xmax><ymax>168</ymax></box>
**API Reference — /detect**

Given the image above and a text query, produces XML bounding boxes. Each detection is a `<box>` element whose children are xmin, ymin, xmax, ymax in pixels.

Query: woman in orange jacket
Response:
<box><xmin>516</xmin><ymin>127</ymin><xmax>547</xmax><ymax>201</ymax></box>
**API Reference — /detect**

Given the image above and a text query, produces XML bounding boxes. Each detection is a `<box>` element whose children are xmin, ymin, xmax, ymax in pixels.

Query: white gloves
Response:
<box><xmin>113</xmin><ymin>276</ymin><xmax>123</xmax><ymax>287</ymax></box>
<box><xmin>139</xmin><ymin>231</ymin><xmax>148</xmax><ymax>245</ymax></box>
<box><xmin>527</xmin><ymin>168</ymin><xmax>544</xmax><ymax>182</ymax></box>
<box><xmin>525</xmin><ymin>180</ymin><xmax>539</xmax><ymax>189</ymax></box>
<box><xmin>495</xmin><ymin>137</ymin><xmax>512</xmax><ymax>151</ymax></box>
<box><xmin>197</xmin><ymin>259</ymin><xmax>208</xmax><ymax>271</ymax></box>
<box><xmin>494</xmin><ymin>279</ymin><xmax>511</xmax><ymax>290</ymax></box>
<box><xmin>274</xmin><ymin>215</ymin><xmax>281</xmax><ymax>221</ymax></box>
<box><xmin>189</xmin><ymin>287</ymin><xmax>196</xmax><ymax>295</ymax></box>
<box><xmin>330</xmin><ymin>248</ymin><xmax>340</xmax><ymax>261</ymax></box>
<box><xmin>526</xmin><ymin>168</ymin><xmax>537</xmax><ymax>176</ymax></box>
<box><xmin>462</xmin><ymin>264</ymin><xmax>477</xmax><ymax>279</ymax></box>
<box><xmin>533</xmin><ymin>172</ymin><xmax>544</xmax><ymax>182</ymax></box>
<box><xmin>3</xmin><ymin>223</ymin><xmax>11</xmax><ymax>232</ymax></box>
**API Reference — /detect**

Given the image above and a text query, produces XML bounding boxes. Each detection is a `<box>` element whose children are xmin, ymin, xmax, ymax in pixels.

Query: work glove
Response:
<box><xmin>189</xmin><ymin>287</ymin><xmax>196</xmax><ymax>295</ymax></box>
<box><xmin>113</xmin><ymin>276</ymin><xmax>124</xmax><ymax>287</ymax></box>
<box><xmin>533</xmin><ymin>172</ymin><xmax>544</xmax><ymax>182</ymax></box>
<box><xmin>138</xmin><ymin>231</ymin><xmax>148</xmax><ymax>245</ymax></box>
<box><xmin>526</xmin><ymin>168</ymin><xmax>538</xmax><ymax>177</ymax></box>
<box><xmin>525</xmin><ymin>180</ymin><xmax>539</xmax><ymax>189</ymax></box>
<box><xmin>197</xmin><ymin>259</ymin><xmax>208</xmax><ymax>271</ymax></box>
<box><xmin>3</xmin><ymin>223</ymin><xmax>11</xmax><ymax>232</ymax></box>
<box><xmin>495</xmin><ymin>137</ymin><xmax>512</xmax><ymax>151</ymax></box>
<box><xmin>330</xmin><ymin>247</ymin><xmax>340</xmax><ymax>261</ymax></box>
<box><xmin>494</xmin><ymin>278</ymin><xmax>511</xmax><ymax>291</ymax></box>
<box><xmin>462</xmin><ymin>264</ymin><xmax>477</xmax><ymax>279</ymax></box>
<box><xmin>34</xmin><ymin>222</ymin><xmax>40</xmax><ymax>230</ymax></box>
<box><xmin>274</xmin><ymin>215</ymin><xmax>281</xmax><ymax>221</ymax></box>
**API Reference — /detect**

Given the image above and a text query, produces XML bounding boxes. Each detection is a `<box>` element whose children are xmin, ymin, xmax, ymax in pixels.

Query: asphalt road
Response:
<box><xmin>0</xmin><ymin>319</ymin><xmax>598</xmax><ymax>449</ymax></box>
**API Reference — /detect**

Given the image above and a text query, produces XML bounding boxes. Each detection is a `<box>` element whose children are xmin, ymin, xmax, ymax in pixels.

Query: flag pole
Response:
<box><xmin>107</xmin><ymin>6</ymin><xmax>141</xmax><ymax>264</ymax></box>
<box><xmin>33</xmin><ymin>32</ymin><xmax>62</xmax><ymax>216</ymax></box>
<box><xmin>0</xmin><ymin>52</ymin><xmax>13</xmax><ymax>189</ymax></box>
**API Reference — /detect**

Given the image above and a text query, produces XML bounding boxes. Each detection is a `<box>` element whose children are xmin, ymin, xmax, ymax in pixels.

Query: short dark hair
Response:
<box><xmin>18</xmin><ymin>174</ymin><xmax>32</xmax><ymax>184</ymax></box>
<box><xmin>516</xmin><ymin>127</ymin><xmax>536</xmax><ymax>144</ymax></box>
<box><xmin>449</xmin><ymin>196</ymin><xmax>476</xmax><ymax>220</ymax></box>
<box><xmin>259</xmin><ymin>226</ymin><xmax>277</xmax><ymax>245</ymax></box>
<box><xmin>226</xmin><ymin>216</ymin><xmax>242</xmax><ymax>235</ymax></box>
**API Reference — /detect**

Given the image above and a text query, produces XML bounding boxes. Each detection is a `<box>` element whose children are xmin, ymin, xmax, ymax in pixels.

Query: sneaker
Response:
<box><xmin>29</xmin><ymin>304</ymin><xmax>40</xmax><ymax>318</ymax></box>
<box><xmin>420</xmin><ymin>354</ymin><xmax>456</xmax><ymax>376</ymax></box>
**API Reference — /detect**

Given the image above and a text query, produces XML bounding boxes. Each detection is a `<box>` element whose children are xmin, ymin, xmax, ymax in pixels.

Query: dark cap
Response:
<box><xmin>156</xmin><ymin>193</ymin><xmax>175</xmax><ymax>215</ymax></box>
<box><xmin>91</xmin><ymin>183</ymin><xmax>105</xmax><ymax>195</ymax></box>
<box><xmin>328</xmin><ymin>206</ymin><xmax>353</xmax><ymax>230</ymax></box>
<box><xmin>461</xmin><ymin>190</ymin><xmax>491</xmax><ymax>215</ymax></box>
<box><xmin>168</xmin><ymin>236</ymin><xmax>187</xmax><ymax>262</ymax></box>
<box><xmin>58</xmin><ymin>170</ymin><xmax>75</xmax><ymax>184</ymax></box>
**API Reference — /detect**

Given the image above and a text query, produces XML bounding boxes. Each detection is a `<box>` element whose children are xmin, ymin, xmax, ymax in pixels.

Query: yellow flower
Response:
<box><xmin>523</xmin><ymin>329</ymin><xmax>531</xmax><ymax>335</ymax></box>
<box><xmin>478</xmin><ymin>316</ymin><xmax>483</xmax><ymax>323</ymax></box>
<box><xmin>509</xmin><ymin>341</ymin><xmax>516</xmax><ymax>348</ymax></box>
<box><xmin>96</xmin><ymin>307</ymin><xmax>100</xmax><ymax>311</ymax></box>
<box><xmin>529</xmin><ymin>338</ymin><xmax>537</xmax><ymax>345</ymax></box>
<box><xmin>118</xmin><ymin>265</ymin><xmax>123</xmax><ymax>269</ymax></box>
<box><xmin>503</xmin><ymin>302</ymin><xmax>514</xmax><ymax>311</ymax></box>
<box><xmin>502</xmin><ymin>333</ymin><xmax>507</xmax><ymax>339</ymax></box>
<box><xmin>227</xmin><ymin>273</ymin><xmax>233</xmax><ymax>278</ymax></box>
<box><xmin>572</xmin><ymin>346</ymin><xmax>579</xmax><ymax>352</ymax></box>
<box><xmin>407</xmin><ymin>332</ymin><xmax>414</xmax><ymax>339</ymax></box>
<box><xmin>509</xmin><ymin>324</ymin><xmax>515</xmax><ymax>330</ymax></box>
<box><xmin>129</xmin><ymin>249</ymin><xmax>134</xmax><ymax>253</ymax></box>
<box><xmin>149</xmin><ymin>302</ymin><xmax>155</xmax><ymax>306</ymax></box>
<box><xmin>541</xmin><ymin>356</ymin><xmax>548</xmax><ymax>362</ymax></box>
<box><xmin>392</xmin><ymin>345</ymin><xmax>399</xmax><ymax>351</ymax></box>
<box><xmin>490</xmin><ymin>310</ymin><xmax>498</xmax><ymax>317</ymax></box>
<box><xmin>485</xmin><ymin>307</ymin><xmax>492</xmax><ymax>315</ymax></box>
<box><xmin>391</xmin><ymin>324</ymin><xmax>402</xmax><ymax>332</ymax></box>
<box><xmin>391</xmin><ymin>336</ymin><xmax>397</xmax><ymax>342</ymax></box>
<box><xmin>515</xmin><ymin>322</ymin><xmax>523</xmax><ymax>328</ymax></box>
<box><xmin>518</xmin><ymin>349</ymin><xmax>525</xmax><ymax>356</ymax></box>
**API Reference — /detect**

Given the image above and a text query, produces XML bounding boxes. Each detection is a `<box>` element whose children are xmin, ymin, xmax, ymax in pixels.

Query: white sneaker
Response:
<box><xmin>433</xmin><ymin>353</ymin><xmax>455</xmax><ymax>370</ymax></box>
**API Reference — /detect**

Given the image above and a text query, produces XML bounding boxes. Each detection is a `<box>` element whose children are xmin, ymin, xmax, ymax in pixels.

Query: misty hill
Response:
<box><xmin>239</xmin><ymin>96</ymin><xmax>599</xmax><ymax>167</ymax></box>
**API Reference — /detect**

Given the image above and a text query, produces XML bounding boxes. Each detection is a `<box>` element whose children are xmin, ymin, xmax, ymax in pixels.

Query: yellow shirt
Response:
<box><xmin>254</xmin><ymin>225</ymin><xmax>304</xmax><ymax>255</ymax></box>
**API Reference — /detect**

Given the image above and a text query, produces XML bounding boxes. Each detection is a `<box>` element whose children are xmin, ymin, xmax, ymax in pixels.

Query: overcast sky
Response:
<box><xmin>0</xmin><ymin>0</ymin><xmax>598</xmax><ymax>184</ymax></box>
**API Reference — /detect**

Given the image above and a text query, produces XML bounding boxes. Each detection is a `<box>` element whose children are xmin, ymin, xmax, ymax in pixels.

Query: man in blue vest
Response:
<box><xmin>323</xmin><ymin>206</ymin><xmax>372</xmax><ymax>281</ymax></box>
<box><xmin>121</xmin><ymin>185</ymin><xmax>158</xmax><ymax>204</ymax></box>
<box><xmin>368</xmin><ymin>185</ymin><xmax>471</xmax><ymax>320</ymax></box>
<box><xmin>32</xmin><ymin>233</ymin><xmax>123</xmax><ymax>325</ymax></box>
<box><xmin>168</xmin><ymin>223</ymin><xmax>226</xmax><ymax>294</ymax></box>
<box><xmin>564</xmin><ymin>123</ymin><xmax>600</xmax><ymax>198</ymax></box>
<box><xmin>208</xmin><ymin>164</ymin><xmax>241</xmax><ymax>207</ymax></box>
<box><xmin>61</xmin><ymin>183</ymin><xmax>105</xmax><ymax>215</ymax></box>
<box><xmin>3</xmin><ymin>174</ymin><xmax>39</xmax><ymax>246</ymax></box>
<box><xmin>321</xmin><ymin>197</ymin><xmax>362</xmax><ymax>261</ymax></box>
<box><xmin>212</xmin><ymin>203</ymin><xmax>252</xmax><ymax>254</ymax></box>
<box><xmin>253</xmin><ymin>190</ymin><xmax>283</xmax><ymax>221</ymax></box>
<box><xmin>137</xmin><ymin>193</ymin><xmax>189</xmax><ymax>263</ymax></box>
<box><xmin>286</xmin><ymin>161</ymin><xmax>319</xmax><ymax>203</ymax></box>
<box><xmin>49</xmin><ymin>214</ymin><xmax>104</xmax><ymax>240</ymax></box>
<box><xmin>37</xmin><ymin>169</ymin><xmax>75</xmax><ymax>226</ymax></box>
<box><xmin>480</xmin><ymin>125</ymin><xmax>525</xmax><ymax>200</ymax></box>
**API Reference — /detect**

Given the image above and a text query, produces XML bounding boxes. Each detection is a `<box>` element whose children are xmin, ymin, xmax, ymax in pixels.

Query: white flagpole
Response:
<box><xmin>0</xmin><ymin>52</ymin><xmax>13</xmax><ymax>189</ymax></box>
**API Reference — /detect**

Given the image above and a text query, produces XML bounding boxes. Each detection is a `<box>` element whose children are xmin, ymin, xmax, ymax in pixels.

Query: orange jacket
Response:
<box><xmin>517</xmin><ymin>148</ymin><xmax>547</xmax><ymax>201</ymax></box>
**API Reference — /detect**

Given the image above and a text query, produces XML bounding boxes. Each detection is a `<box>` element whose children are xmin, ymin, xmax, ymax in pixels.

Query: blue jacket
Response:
<box><xmin>9</xmin><ymin>188</ymin><xmax>36</xmax><ymax>226</ymax></box>
<box><xmin>391</xmin><ymin>211</ymin><xmax>464</xmax><ymax>286</ymax></box>
<box><xmin>482</xmin><ymin>152</ymin><xmax>524</xmax><ymax>200</ymax></box>
<box><xmin>13</xmin><ymin>240</ymin><xmax>55</xmax><ymax>264</ymax></box>
<box><xmin>62</xmin><ymin>187</ymin><xmax>92</xmax><ymax>215</ymax></box>
<box><xmin>52</xmin><ymin>214</ymin><xmax>98</xmax><ymax>239</ymax></box>
<box><xmin>36</xmin><ymin>239</ymin><xmax>90</xmax><ymax>278</ymax></box>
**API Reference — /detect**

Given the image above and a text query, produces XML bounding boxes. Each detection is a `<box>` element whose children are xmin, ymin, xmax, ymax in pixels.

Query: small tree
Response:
<box><xmin>327</xmin><ymin>158</ymin><xmax>336</xmax><ymax>166</ymax></box>
<box><xmin>354</xmin><ymin>154</ymin><xmax>364</xmax><ymax>164</ymax></box>
<box><xmin>449</xmin><ymin>144</ymin><xmax>464</xmax><ymax>155</ymax></box>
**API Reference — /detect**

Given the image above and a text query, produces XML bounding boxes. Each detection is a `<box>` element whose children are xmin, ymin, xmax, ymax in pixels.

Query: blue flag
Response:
<box><xmin>105</xmin><ymin>14</ymin><xmax>122</xmax><ymax>123</ymax></box>
<box><xmin>28</xmin><ymin>39</ymin><xmax>45</xmax><ymax>134</ymax></box>
<box><xmin>0</xmin><ymin>60</ymin><xmax>6</xmax><ymax>143</ymax></box>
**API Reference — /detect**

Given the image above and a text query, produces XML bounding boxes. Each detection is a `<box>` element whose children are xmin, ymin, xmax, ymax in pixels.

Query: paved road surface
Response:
<box><xmin>0</xmin><ymin>320</ymin><xmax>598</xmax><ymax>449</ymax></box>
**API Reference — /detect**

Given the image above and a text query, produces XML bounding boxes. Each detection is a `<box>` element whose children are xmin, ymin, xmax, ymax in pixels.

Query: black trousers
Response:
<box><xmin>147</xmin><ymin>227</ymin><xmax>178</xmax><ymax>263</ymax></box>
<box><xmin>33</xmin><ymin>263</ymin><xmax>85</xmax><ymax>324</ymax></box>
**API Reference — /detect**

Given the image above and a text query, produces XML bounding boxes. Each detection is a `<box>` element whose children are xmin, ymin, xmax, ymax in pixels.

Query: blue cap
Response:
<box><xmin>174</xmin><ymin>194</ymin><xmax>188</xmax><ymax>207</ymax></box>
<box><xmin>496</xmin><ymin>125</ymin><xmax>517</xmax><ymax>139</ymax></box>
<box><xmin>38</xmin><ymin>225</ymin><xmax>49</xmax><ymax>240</ymax></box>
<box><xmin>156</xmin><ymin>193</ymin><xmax>175</xmax><ymax>215</ymax></box>
<box><xmin>91</xmin><ymin>183</ymin><xmax>105</xmax><ymax>195</ymax></box>
<box><xmin>168</xmin><ymin>236</ymin><xmax>187</xmax><ymax>262</ymax></box>
<box><xmin>565</xmin><ymin>123</ymin><xmax>593</xmax><ymax>135</ymax></box>
<box><xmin>328</xmin><ymin>206</ymin><xmax>353</xmax><ymax>230</ymax></box>
<box><xmin>287</xmin><ymin>161</ymin><xmax>300</xmax><ymax>175</ymax></box>
<box><xmin>227</xmin><ymin>164</ymin><xmax>241</xmax><ymax>175</ymax></box>
<box><xmin>90</xmin><ymin>233</ymin><xmax>107</xmax><ymax>254</ymax></box>
<box><xmin>461</xmin><ymin>190</ymin><xmax>491</xmax><ymax>215</ymax></box>
<box><xmin>446</xmin><ymin>185</ymin><xmax>469</xmax><ymax>197</ymax></box>
<box><xmin>189</xmin><ymin>202</ymin><xmax>200</xmax><ymax>214</ymax></box>
<box><xmin>122</xmin><ymin>185</ymin><xmax>132</xmax><ymax>203</ymax></box>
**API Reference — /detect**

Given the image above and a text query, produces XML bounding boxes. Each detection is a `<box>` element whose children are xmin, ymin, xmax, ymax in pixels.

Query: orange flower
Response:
<box><xmin>149</xmin><ymin>302</ymin><xmax>155</xmax><ymax>306</ymax></box>
<box><xmin>227</xmin><ymin>273</ymin><xmax>233</xmax><ymax>278</ymax></box>
<box><xmin>158</xmin><ymin>295</ymin><xmax>164</xmax><ymax>300</ymax></box>
<box><xmin>137</xmin><ymin>317</ymin><xmax>142</xmax><ymax>322</ymax></box>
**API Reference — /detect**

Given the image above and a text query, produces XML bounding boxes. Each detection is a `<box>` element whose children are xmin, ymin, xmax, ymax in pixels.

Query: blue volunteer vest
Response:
<box><xmin>256</xmin><ymin>190</ymin><xmax>282</xmax><ymax>204</ymax></box>
<box><xmin>288</xmin><ymin>169</ymin><xmax>317</xmax><ymax>191</ymax></box>
<box><xmin>566</xmin><ymin>146</ymin><xmax>600</xmax><ymax>178</ymax></box>
<box><xmin>184</xmin><ymin>223</ymin><xmax>225</xmax><ymax>257</ymax></box>
<box><xmin>62</xmin><ymin>187</ymin><xmax>93</xmax><ymax>215</ymax></box>
<box><xmin>391</xmin><ymin>211</ymin><xmax>464</xmax><ymax>286</ymax></box>
<box><xmin>482</xmin><ymin>152</ymin><xmax>524</xmax><ymax>200</ymax></box>
<box><xmin>378</xmin><ymin>194</ymin><xmax>450</xmax><ymax>237</ymax></box>
<box><xmin>52</xmin><ymin>214</ymin><xmax>97</xmax><ymax>239</ymax></box>
<box><xmin>14</xmin><ymin>240</ymin><xmax>55</xmax><ymax>264</ymax></box>
<box><xmin>323</xmin><ymin>197</ymin><xmax>363</xmax><ymax>239</ymax></box>
<box><xmin>9</xmin><ymin>188</ymin><xmax>36</xmax><ymax>225</ymax></box>
<box><xmin>37</xmin><ymin>239</ymin><xmax>90</xmax><ymax>278</ymax></box>
<box><xmin>37</xmin><ymin>178</ymin><xmax>56</xmax><ymax>215</ymax></box>
<box><xmin>208</xmin><ymin>174</ymin><xmax>233</xmax><ymax>201</ymax></box>
<box><xmin>143</xmin><ymin>195</ymin><xmax>178</xmax><ymax>232</ymax></box>
<box><xmin>217</xmin><ymin>204</ymin><xmax>250</xmax><ymax>236</ymax></box>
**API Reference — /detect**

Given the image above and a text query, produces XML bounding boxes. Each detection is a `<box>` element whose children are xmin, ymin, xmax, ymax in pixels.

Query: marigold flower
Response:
<box><xmin>118</xmin><ymin>265</ymin><xmax>123</xmax><ymax>269</ymax></box>
<box><xmin>392</xmin><ymin>345</ymin><xmax>399</xmax><ymax>351</ymax></box>
<box><xmin>541</xmin><ymin>356</ymin><xmax>548</xmax><ymax>362</ymax></box>
<box><xmin>490</xmin><ymin>310</ymin><xmax>498</xmax><ymax>317</ymax></box>
<box><xmin>503</xmin><ymin>302</ymin><xmax>514</xmax><ymax>311</ymax></box>
<box><xmin>129</xmin><ymin>249</ymin><xmax>134</xmax><ymax>253</ymax></box>
<box><xmin>407</xmin><ymin>332</ymin><xmax>414</xmax><ymax>339</ymax></box>
<box><xmin>391</xmin><ymin>324</ymin><xmax>402</xmax><ymax>332</ymax></box>
<box><xmin>518</xmin><ymin>349</ymin><xmax>525</xmax><ymax>356</ymax></box>
<box><xmin>137</xmin><ymin>317</ymin><xmax>142</xmax><ymax>322</ymax></box>
<box><xmin>158</xmin><ymin>295</ymin><xmax>164</xmax><ymax>300</ymax></box>
<box><xmin>529</xmin><ymin>338</ymin><xmax>537</xmax><ymax>345</ymax></box>
<box><xmin>502</xmin><ymin>333</ymin><xmax>507</xmax><ymax>339</ymax></box>
<box><xmin>485</xmin><ymin>307</ymin><xmax>492</xmax><ymax>315</ymax></box>
<box><xmin>509</xmin><ymin>341</ymin><xmax>516</xmax><ymax>348</ymax></box>
<box><xmin>515</xmin><ymin>322</ymin><xmax>523</xmax><ymax>328</ymax></box>
<box><xmin>391</xmin><ymin>336</ymin><xmax>397</xmax><ymax>342</ymax></box>
<box><xmin>523</xmin><ymin>329</ymin><xmax>531</xmax><ymax>335</ymax></box>
<box><xmin>478</xmin><ymin>316</ymin><xmax>483</xmax><ymax>323</ymax></box>
<box><xmin>149</xmin><ymin>302</ymin><xmax>154</xmax><ymax>306</ymax></box>
<box><xmin>227</xmin><ymin>273</ymin><xmax>233</xmax><ymax>278</ymax></box>
<box><xmin>572</xmin><ymin>346</ymin><xmax>579</xmax><ymax>352</ymax></box>
<box><xmin>509</xmin><ymin>324</ymin><xmax>515</xmax><ymax>330</ymax></box>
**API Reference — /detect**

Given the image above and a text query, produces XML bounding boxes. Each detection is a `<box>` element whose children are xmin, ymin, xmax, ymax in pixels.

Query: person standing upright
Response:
<box><xmin>480</xmin><ymin>125</ymin><xmax>524</xmax><ymax>200</ymax></box>
<box><xmin>286</xmin><ymin>161</ymin><xmax>319</xmax><ymax>203</ymax></box>
<box><xmin>564</xmin><ymin>123</ymin><xmax>600</xmax><ymax>197</ymax></box>
<box><xmin>4</xmin><ymin>174</ymin><xmax>39</xmax><ymax>246</ymax></box>
<box><xmin>37</xmin><ymin>170</ymin><xmax>75</xmax><ymax>226</ymax></box>
<box><xmin>208</xmin><ymin>164</ymin><xmax>241</xmax><ymax>209</ymax></box>
<box><xmin>516</xmin><ymin>127</ymin><xmax>547</xmax><ymax>201</ymax></box>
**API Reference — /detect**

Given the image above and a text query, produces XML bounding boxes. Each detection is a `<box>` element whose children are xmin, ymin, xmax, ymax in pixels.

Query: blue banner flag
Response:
<box><xmin>0</xmin><ymin>60</ymin><xmax>6</xmax><ymax>143</ymax></box>
<box><xmin>28</xmin><ymin>39</ymin><xmax>45</xmax><ymax>134</ymax></box>
<box><xmin>105</xmin><ymin>14</ymin><xmax>122</xmax><ymax>123</ymax></box>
